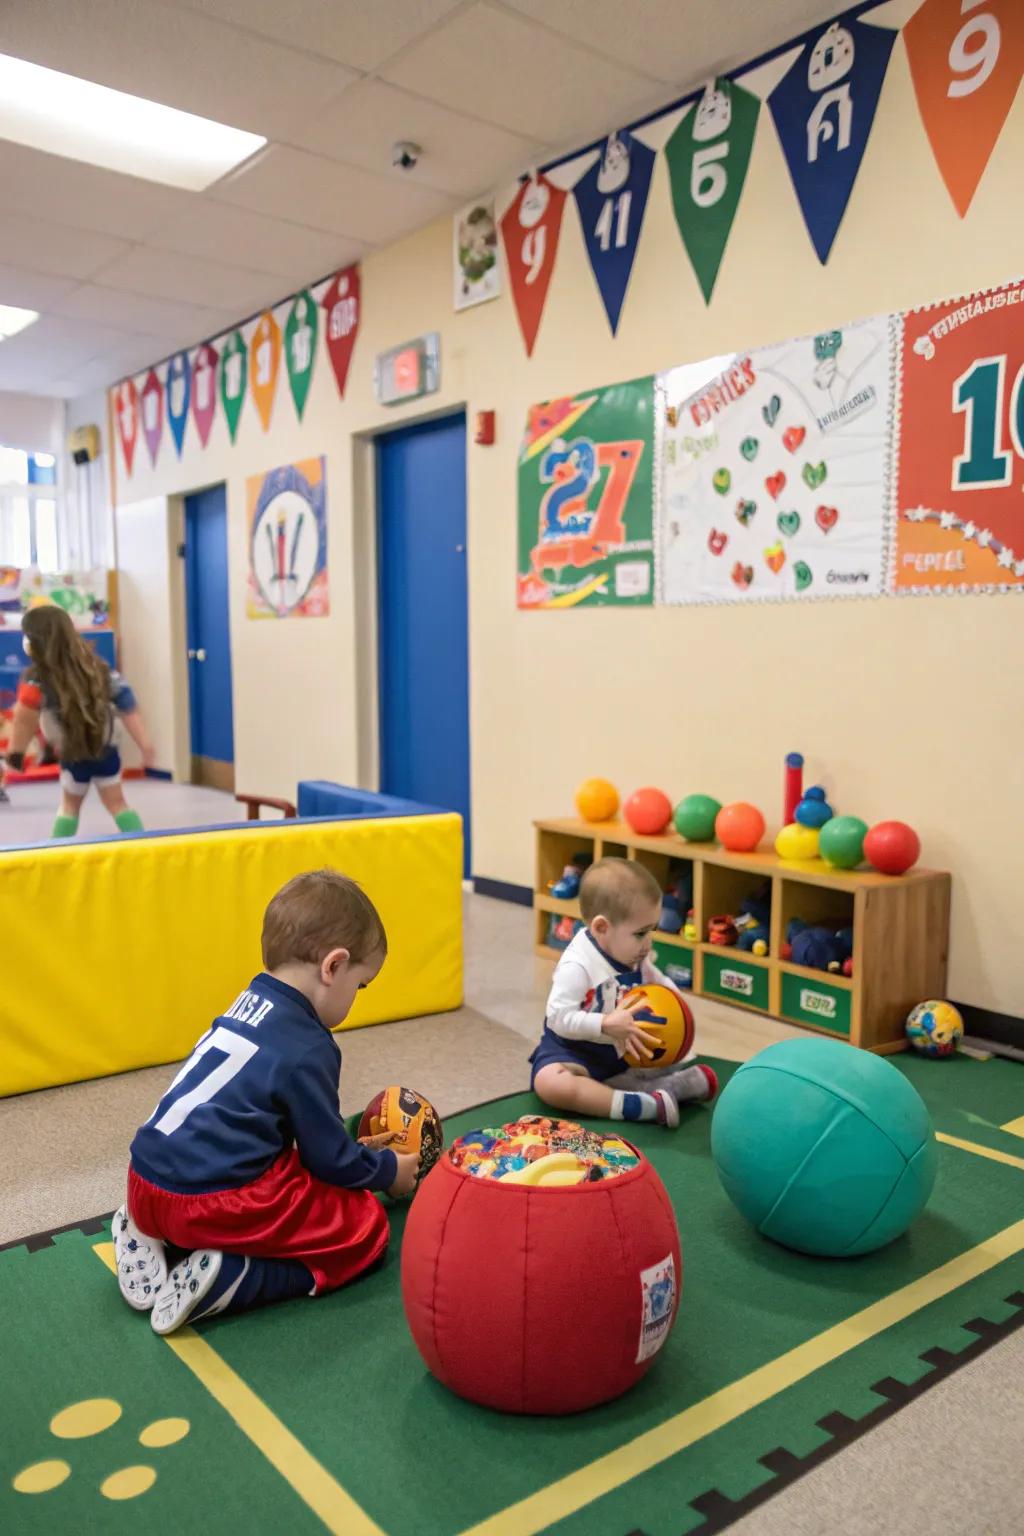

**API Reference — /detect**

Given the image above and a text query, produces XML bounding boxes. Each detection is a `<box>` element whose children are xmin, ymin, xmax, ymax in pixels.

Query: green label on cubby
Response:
<box><xmin>652</xmin><ymin>944</ymin><xmax>693</xmax><ymax>992</ymax></box>
<box><xmin>780</xmin><ymin>972</ymin><xmax>852</xmax><ymax>1036</ymax></box>
<box><xmin>702</xmin><ymin>953</ymin><xmax>769</xmax><ymax>1010</ymax></box>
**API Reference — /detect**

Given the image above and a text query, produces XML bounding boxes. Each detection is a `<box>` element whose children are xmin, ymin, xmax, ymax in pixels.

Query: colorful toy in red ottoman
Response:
<box><xmin>401</xmin><ymin>1117</ymin><xmax>681</xmax><ymax>1414</ymax></box>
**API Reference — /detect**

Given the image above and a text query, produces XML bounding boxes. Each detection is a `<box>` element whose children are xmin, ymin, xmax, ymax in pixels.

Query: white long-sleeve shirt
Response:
<box><xmin>544</xmin><ymin>928</ymin><xmax>678</xmax><ymax>1050</ymax></box>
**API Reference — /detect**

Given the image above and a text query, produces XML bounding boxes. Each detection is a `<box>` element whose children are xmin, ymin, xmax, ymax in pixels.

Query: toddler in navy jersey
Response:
<box><xmin>115</xmin><ymin>869</ymin><xmax>418</xmax><ymax>1335</ymax></box>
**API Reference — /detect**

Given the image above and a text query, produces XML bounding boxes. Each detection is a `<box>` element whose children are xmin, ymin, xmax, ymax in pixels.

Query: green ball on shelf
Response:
<box><xmin>819</xmin><ymin>815</ymin><xmax>869</xmax><ymax>870</ymax></box>
<box><xmin>674</xmin><ymin>793</ymin><xmax>721</xmax><ymax>842</ymax></box>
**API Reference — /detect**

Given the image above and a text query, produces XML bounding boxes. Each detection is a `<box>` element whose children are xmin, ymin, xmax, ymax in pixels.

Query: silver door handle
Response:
<box><xmin>187</xmin><ymin>648</ymin><xmax>196</xmax><ymax>659</ymax></box>
<box><xmin>196</xmin><ymin>648</ymin><xmax>207</xmax><ymax>662</ymax></box>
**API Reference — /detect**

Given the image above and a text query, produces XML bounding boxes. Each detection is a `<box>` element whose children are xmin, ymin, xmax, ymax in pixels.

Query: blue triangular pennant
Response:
<box><xmin>166</xmin><ymin>351</ymin><xmax>192</xmax><ymax>457</ymax></box>
<box><xmin>769</xmin><ymin>9</ymin><xmax>896</xmax><ymax>264</ymax></box>
<box><xmin>573</xmin><ymin>129</ymin><xmax>656</xmax><ymax>334</ymax></box>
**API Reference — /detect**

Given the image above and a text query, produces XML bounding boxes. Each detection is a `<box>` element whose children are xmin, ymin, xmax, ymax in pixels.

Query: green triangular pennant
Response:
<box><xmin>285</xmin><ymin>290</ymin><xmax>318</xmax><ymax>420</ymax></box>
<box><xmin>220</xmin><ymin>329</ymin><xmax>247</xmax><ymax>442</ymax></box>
<box><xmin>665</xmin><ymin>78</ymin><xmax>760</xmax><ymax>304</ymax></box>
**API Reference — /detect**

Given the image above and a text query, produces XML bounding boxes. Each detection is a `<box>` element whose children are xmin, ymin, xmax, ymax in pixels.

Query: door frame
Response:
<box><xmin>177</xmin><ymin>480</ymin><xmax>235</xmax><ymax>791</ymax></box>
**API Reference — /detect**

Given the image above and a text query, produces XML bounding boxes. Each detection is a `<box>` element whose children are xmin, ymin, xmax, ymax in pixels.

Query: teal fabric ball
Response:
<box><xmin>711</xmin><ymin>1038</ymin><xmax>936</xmax><ymax>1256</ymax></box>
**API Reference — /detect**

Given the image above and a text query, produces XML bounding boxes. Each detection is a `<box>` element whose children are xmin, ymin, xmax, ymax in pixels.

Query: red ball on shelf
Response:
<box><xmin>864</xmin><ymin>820</ymin><xmax>920</xmax><ymax>876</ymax></box>
<box><xmin>715</xmin><ymin>801</ymin><xmax>765</xmax><ymax>853</ymax></box>
<box><xmin>624</xmin><ymin>787</ymin><xmax>673</xmax><ymax>836</ymax></box>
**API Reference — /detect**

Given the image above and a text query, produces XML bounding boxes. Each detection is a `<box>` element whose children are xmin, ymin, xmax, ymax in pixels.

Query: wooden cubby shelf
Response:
<box><xmin>534</xmin><ymin>817</ymin><xmax>951</xmax><ymax>1054</ymax></box>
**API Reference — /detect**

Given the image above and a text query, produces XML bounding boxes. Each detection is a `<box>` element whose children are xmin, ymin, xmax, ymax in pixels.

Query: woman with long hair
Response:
<box><xmin>1</xmin><ymin>605</ymin><xmax>154</xmax><ymax>837</ymax></box>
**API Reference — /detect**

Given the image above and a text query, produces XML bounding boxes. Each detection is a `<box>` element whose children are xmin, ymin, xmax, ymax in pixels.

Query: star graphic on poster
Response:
<box><xmin>906</xmin><ymin>507</ymin><xmax>927</xmax><ymax>522</ymax></box>
<box><xmin>1015</xmin><ymin>559</ymin><xmax>1024</xmax><ymax>578</ymax></box>
<box><xmin>939</xmin><ymin>510</ymin><xmax>956</xmax><ymax>530</ymax></box>
<box><xmin>976</xmin><ymin>528</ymin><xmax>992</xmax><ymax>548</ymax></box>
<box><xmin>961</xmin><ymin>521</ymin><xmax>977</xmax><ymax>541</ymax></box>
<box><xmin>996</xmin><ymin>546</ymin><xmax>1014</xmax><ymax>569</ymax></box>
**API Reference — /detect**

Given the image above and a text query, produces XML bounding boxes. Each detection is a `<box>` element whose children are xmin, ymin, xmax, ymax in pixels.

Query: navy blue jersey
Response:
<box><xmin>130</xmin><ymin>974</ymin><xmax>397</xmax><ymax>1196</ymax></box>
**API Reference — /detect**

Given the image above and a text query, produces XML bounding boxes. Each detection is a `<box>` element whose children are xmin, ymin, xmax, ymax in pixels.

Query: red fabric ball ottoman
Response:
<box><xmin>400</xmin><ymin>1131</ymin><xmax>682</xmax><ymax>1414</ymax></box>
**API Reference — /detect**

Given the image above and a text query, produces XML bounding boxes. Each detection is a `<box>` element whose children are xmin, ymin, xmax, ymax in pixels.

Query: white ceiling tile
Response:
<box><xmin>169</xmin><ymin>0</ymin><xmax>465</xmax><ymax>72</ymax></box>
<box><xmin>289</xmin><ymin>78</ymin><xmax>544</xmax><ymax>196</ymax></box>
<box><xmin>89</xmin><ymin>246</ymin><xmax>283</xmax><ymax>311</ymax></box>
<box><xmin>0</xmin><ymin>141</ymin><xmax>195</xmax><ymax>242</ymax></box>
<box><xmin>145</xmin><ymin>201</ymin><xmax>367</xmax><ymax>282</ymax></box>
<box><xmin>0</xmin><ymin>263</ymin><xmax>77</xmax><ymax>311</ymax></box>
<box><xmin>51</xmin><ymin>285</ymin><xmax>233</xmax><ymax>344</ymax></box>
<box><xmin>0</xmin><ymin>314</ymin><xmax>136</xmax><ymax>383</ymax></box>
<box><xmin>214</xmin><ymin>146</ymin><xmax>459</xmax><ymax>244</ymax></box>
<box><xmin>502</xmin><ymin>0</ymin><xmax>844</xmax><ymax>87</ymax></box>
<box><xmin>0</xmin><ymin>216</ymin><xmax>131</xmax><ymax>282</ymax></box>
<box><xmin>381</xmin><ymin>3</ymin><xmax>661</xmax><ymax>143</ymax></box>
<box><xmin>0</xmin><ymin>0</ymin><xmax>356</xmax><ymax>141</ymax></box>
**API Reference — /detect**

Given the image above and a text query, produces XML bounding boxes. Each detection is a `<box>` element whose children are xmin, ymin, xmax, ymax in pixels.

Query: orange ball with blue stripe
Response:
<box><xmin>621</xmin><ymin>984</ymin><xmax>695</xmax><ymax>1069</ymax></box>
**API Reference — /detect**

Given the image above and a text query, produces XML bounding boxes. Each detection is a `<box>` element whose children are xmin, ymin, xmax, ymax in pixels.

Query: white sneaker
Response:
<box><xmin>652</xmin><ymin>1088</ymin><xmax>680</xmax><ymax>1128</ymax></box>
<box><xmin>151</xmin><ymin>1250</ymin><xmax>224</xmax><ymax>1336</ymax></box>
<box><xmin>112</xmin><ymin>1204</ymin><xmax>167</xmax><ymax>1312</ymax></box>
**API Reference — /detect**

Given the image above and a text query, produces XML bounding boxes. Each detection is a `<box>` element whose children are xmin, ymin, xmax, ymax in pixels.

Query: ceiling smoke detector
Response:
<box><xmin>392</xmin><ymin>141</ymin><xmax>421</xmax><ymax>171</ymax></box>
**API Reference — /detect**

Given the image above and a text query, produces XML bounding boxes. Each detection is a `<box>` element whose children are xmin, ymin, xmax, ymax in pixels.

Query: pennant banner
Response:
<box><xmin>665</xmin><ymin>78</ymin><xmax>760</xmax><ymax>304</ymax></box>
<box><xmin>114</xmin><ymin>379</ymin><xmax>138</xmax><ymax>477</ymax></box>
<box><xmin>500</xmin><ymin>174</ymin><xmax>567</xmax><ymax>357</ymax></box>
<box><xmin>285</xmin><ymin>290</ymin><xmax>318</xmax><ymax>420</ymax></box>
<box><xmin>220</xmin><ymin>330</ymin><xmax>247</xmax><ymax>444</ymax></box>
<box><xmin>769</xmin><ymin>11</ymin><xmax>897</xmax><ymax>263</ymax></box>
<box><xmin>322</xmin><ymin>266</ymin><xmax>360</xmax><ymax>400</ymax></box>
<box><xmin>192</xmin><ymin>341</ymin><xmax>219</xmax><ymax>448</ymax></box>
<box><xmin>659</xmin><ymin>317</ymin><xmax>894</xmax><ymax>604</ymax></box>
<box><xmin>166</xmin><ymin>351</ymin><xmax>191</xmax><ymax>457</ymax></box>
<box><xmin>895</xmin><ymin>278</ymin><xmax>1024</xmax><ymax>591</ymax></box>
<box><xmin>250</xmin><ymin>311</ymin><xmax>282</xmax><ymax>432</ymax></box>
<box><xmin>573</xmin><ymin>130</ymin><xmax>655</xmax><ymax>334</ymax></box>
<box><xmin>140</xmin><ymin>368</ymin><xmax>164</xmax><ymax>468</ymax></box>
<box><xmin>904</xmin><ymin>0</ymin><xmax>1024</xmax><ymax>218</ymax></box>
<box><xmin>517</xmin><ymin>376</ymin><xmax>655</xmax><ymax>609</ymax></box>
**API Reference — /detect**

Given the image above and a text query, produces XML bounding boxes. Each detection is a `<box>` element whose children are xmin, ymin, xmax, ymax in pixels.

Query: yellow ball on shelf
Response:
<box><xmin>575</xmin><ymin>778</ymin><xmax>620</xmax><ymax>822</ymax></box>
<box><xmin>775</xmin><ymin>823</ymin><xmax>821</xmax><ymax>861</ymax></box>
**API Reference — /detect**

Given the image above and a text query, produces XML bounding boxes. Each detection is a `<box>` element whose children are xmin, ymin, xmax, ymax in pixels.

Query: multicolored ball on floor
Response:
<box><xmin>905</xmin><ymin>1000</ymin><xmax>963</xmax><ymax>1058</ymax></box>
<box><xmin>620</xmin><ymin>983</ymin><xmax>695</xmax><ymax>1069</ymax></box>
<box><xmin>711</xmin><ymin>1038</ymin><xmax>937</xmax><ymax>1256</ymax></box>
<box><xmin>357</xmin><ymin>1085</ymin><xmax>444</xmax><ymax>1183</ymax></box>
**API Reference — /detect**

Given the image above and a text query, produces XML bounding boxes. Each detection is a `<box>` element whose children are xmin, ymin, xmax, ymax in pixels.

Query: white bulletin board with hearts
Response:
<box><xmin>657</xmin><ymin>316</ymin><xmax>896</xmax><ymax>605</ymax></box>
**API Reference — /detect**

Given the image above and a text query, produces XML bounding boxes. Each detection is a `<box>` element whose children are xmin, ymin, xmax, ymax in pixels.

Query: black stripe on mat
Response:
<box><xmin>624</xmin><ymin>1289</ymin><xmax>1024</xmax><ymax>1536</ymax></box>
<box><xmin>0</xmin><ymin>1211</ymin><xmax>116</xmax><ymax>1255</ymax></box>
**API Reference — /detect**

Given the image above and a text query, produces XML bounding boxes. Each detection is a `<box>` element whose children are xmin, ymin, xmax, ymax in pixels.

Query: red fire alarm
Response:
<box><xmin>474</xmin><ymin>410</ymin><xmax>495</xmax><ymax>445</ymax></box>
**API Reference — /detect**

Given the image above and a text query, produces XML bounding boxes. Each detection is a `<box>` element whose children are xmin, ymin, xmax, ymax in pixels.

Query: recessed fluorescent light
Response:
<box><xmin>0</xmin><ymin>53</ymin><xmax>266</xmax><ymax>191</ymax></box>
<box><xmin>0</xmin><ymin>304</ymin><xmax>38</xmax><ymax>341</ymax></box>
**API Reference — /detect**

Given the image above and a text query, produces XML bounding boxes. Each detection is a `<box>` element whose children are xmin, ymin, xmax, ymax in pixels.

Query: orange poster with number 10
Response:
<box><xmin>904</xmin><ymin>0</ymin><xmax>1024</xmax><ymax>217</ymax></box>
<box><xmin>896</xmin><ymin>279</ymin><xmax>1024</xmax><ymax>591</ymax></box>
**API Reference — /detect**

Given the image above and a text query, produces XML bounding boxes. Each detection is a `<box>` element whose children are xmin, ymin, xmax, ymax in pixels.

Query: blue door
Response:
<box><xmin>184</xmin><ymin>486</ymin><xmax>234</xmax><ymax>789</ymax></box>
<box><xmin>377</xmin><ymin>414</ymin><xmax>471</xmax><ymax>871</ymax></box>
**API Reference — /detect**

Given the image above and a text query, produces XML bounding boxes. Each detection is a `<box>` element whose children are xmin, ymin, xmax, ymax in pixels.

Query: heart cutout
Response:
<box><xmin>735</xmin><ymin>498</ymin><xmax>757</xmax><ymax>527</ymax></box>
<box><xmin>764</xmin><ymin>542</ymin><xmax>786</xmax><ymax>574</ymax></box>
<box><xmin>815</xmin><ymin>504</ymin><xmax>839</xmax><ymax>533</ymax></box>
<box><xmin>765</xmin><ymin>472</ymin><xmax>786</xmax><ymax>500</ymax></box>
<box><xmin>713</xmin><ymin>467</ymin><xmax>732</xmax><ymax>495</ymax></box>
<box><xmin>762</xmin><ymin>394</ymin><xmax>781</xmax><ymax>427</ymax></box>
<box><xmin>794</xmin><ymin>561</ymin><xmax>813</xmax><ymax>592</ymax></box>
<box><xmin>740</xmin><ymin>436</ymin><xmax>759</xmax><ymax>461</ymax></box>
<box><xmin>802</xmin><ymin>460</ymin><xmax>827</xmax><ymax>489</ymax></box>
<box><xmin>708</xmin><ymin>528</ymin><xmax>728</xmax><ymax>556</ymax></box>
<box><xmin>777</xmin><ymin>510</ymin><xmax>801</xmax><ymax>537</ymax></box>
<box><xmin>731</xmin><ymin>562</ymin><xmax>753</xmax><ymax>590</ymax></box>
<box><xmin>782</xmin><ymin>425</ymin><xmax>806</xmax><ymax>453</ymax></box>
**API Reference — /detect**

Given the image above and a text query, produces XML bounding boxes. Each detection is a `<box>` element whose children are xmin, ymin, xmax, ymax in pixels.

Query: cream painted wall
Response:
<box><xmin>113</xmin><ymin>496</ymin><xmax>189</xmax><ymax>777</ymax></box>
<box><xmin>101</xmin><ymin>45</ymin><xmax>1024</xmax><ymax>1012</ymax></box>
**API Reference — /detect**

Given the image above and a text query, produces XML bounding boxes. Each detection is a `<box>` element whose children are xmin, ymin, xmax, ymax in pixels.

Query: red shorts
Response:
<box><xmin>127</xmin><ymin>1148</ymin><xmax>390</xmax><ymax>1294</ymax></box>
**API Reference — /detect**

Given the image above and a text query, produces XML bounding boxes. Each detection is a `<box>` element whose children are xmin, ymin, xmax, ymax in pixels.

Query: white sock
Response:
<box><xmin>610</xmin><ymin>1089</ymin><xmax>678</xmax><ymax>1126</ymax></box>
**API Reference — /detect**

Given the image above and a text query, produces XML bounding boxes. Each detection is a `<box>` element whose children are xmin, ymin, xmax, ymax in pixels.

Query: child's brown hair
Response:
<box><xmin>579</xmin><ymin>857</ymin><xmax>661</xmax><ymax>925</ymax></box>
<box><xmin>262</xmin><ymin>869</ymin><xmax>387</xmax><ymax>970</ymax></box>
<box><xmin>23</xmin><ymin>605</ymin><xmax>112</xmax><ymax>761</ymax></box>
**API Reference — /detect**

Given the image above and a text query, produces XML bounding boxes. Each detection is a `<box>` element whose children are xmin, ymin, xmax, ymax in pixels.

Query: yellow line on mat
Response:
<box><xmin>937</xmin><ymin>1132</ymin><xmax>1024</xmax><ymax>1172</ymax></box>
<box><xmin>94</xmin><ymin>1243</ymin><xmax>385</xmax><ymax>1536</ymax></box>
<box><xmin>1000</xmin><ymin>1115</ymin><xmax>1024</xmax><ymax>1140</ymax></box>
<box><xmin>458</xmin><ymin>1218</ymin><xmax>1024</xmax><ymax>1536</ymax></box>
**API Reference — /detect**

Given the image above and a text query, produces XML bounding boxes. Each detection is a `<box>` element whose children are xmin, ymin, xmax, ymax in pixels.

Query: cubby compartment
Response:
<box><xmin>597</xmin><ymin>839</ymin><xmax>629</xmax><ymax>861</ymax></box>
<box><xmin>778</xmin><ymin>879</ymin><xmax>855</xmax><ymax>969</ymax></box>
<box><xmin>537</xmin><ymin>831</ymin><xmax>596</xmax><ymax>895</ymax></box>
<box><xmin>700</xmin><ymin>865</ymin><xmax>772</xmax><ymax>955</ymax></box>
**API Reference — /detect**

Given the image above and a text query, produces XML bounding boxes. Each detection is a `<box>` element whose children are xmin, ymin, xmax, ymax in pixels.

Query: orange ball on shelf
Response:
<box><xmin>715</xmin><ymin>801</ymin><xmax>765</xmax><ymax>852</ymax></box>
<box><xmin>623</xmin><ymin>787</ymin><xmax>673</xmax><ymax>836</ymax></box>
<box><xmin>575</xmin><ymin>777</ymin><xmax>620</xmax><ymax>823</ymax></box>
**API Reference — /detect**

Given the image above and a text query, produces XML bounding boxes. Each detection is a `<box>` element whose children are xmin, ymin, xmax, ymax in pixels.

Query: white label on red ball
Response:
<box><xmin>637</xmin><ymin>1253</ymin><xmax>676</xmax><ymax>1363</ymax></box>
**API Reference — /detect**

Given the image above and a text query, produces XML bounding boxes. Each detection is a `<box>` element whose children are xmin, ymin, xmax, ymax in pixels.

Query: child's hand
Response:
<box><xmin>602</xmin><ymin>996</ymin><xmax>660</xmax><ymax>1060</ymax></box>
<box><xmin>387</xmin><ymin>1152</ymin><xmax>421</xmax><ymax>1199</ymax></box>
